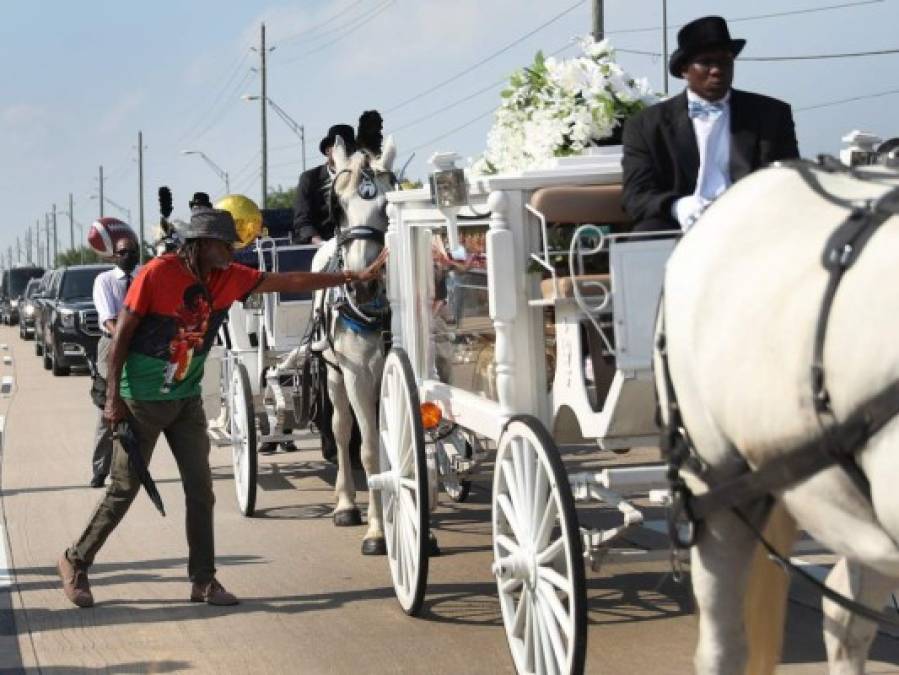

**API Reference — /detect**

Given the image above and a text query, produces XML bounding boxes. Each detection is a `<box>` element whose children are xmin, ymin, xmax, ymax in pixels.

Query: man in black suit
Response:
<box><xmin>622</xmin><ymin>16</ymin><xmax>799</xmax><ymax>232</ymax></box>
<box><xmin>292</xmin><ymin>124</ymin><xmax>356</xmax><ymax>243</ymax></box>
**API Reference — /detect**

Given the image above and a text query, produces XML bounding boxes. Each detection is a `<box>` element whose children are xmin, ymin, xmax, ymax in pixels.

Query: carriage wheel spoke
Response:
<box><xmin>537</xmin><ymin>537</ymin><xmax>565</xmax><ymax>566</ymax></box>
<box><xmin>496</xmin><ymin>494</ymin><xmax>527</xmax><ymax>545</ymax></box>
<box><xmin>495</xmin><ymin>534</ymin><xmax>522</xmax><ymax>557</ymax></box>
<box><xmin>400</xmin><ymin>489</ymin><xmax>419</xmax><ymax>534</ymax></box>
<box><xmin>501</xmin><ymin>577</ymin><xmax>524</xmax><ymax>595</ymax></box>
<box><xmin>535</xmin><ymin>596</ymin><xmax>557</xmax><ymax>675</ymax></box>
<box><xmin>530</xmin><ymin>594</ymin><xmax>543</xmax><ymax>673</ymax></box>
<box><xmin>501</xmin><ymin>460</ymin><xmax>527</xmax><ymax>534</ymax></box>
<box><xmin>534</xmin><ymin>495</ymin><xmax>558</xmax><ymax>552</ymax></box>
<box><xmin>512</xmin><ymin>589</ymin><xmax>528</xmax><ymax>637</ymax></box>
<box><xmin>536</xmin><ymin>588</ymin><xmax>568</xmax><ymax>674</ymax></box>
<box><xmin>537</xmin><ymin>578</ymin><xmax>573</xmax><ymax>639</ymax></box>
<box><xmin>537</xmin><ymin>565</ymin><xmax>572</xmax><ymax>598</ymax></box>
<box><xmin>531</xmin><ymin>459</ymin><xmax>549</xmax><ymax>535</ymax></box>
<box><xmin>523</xmin><ymin>594</ymin><xmax>535</xmax><ymax>671</ymax></box>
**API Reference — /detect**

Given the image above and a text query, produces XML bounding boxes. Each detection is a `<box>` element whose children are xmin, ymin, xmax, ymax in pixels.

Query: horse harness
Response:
<box><xmin>657</xmin><ymin>158</ymin><xmax>899</xmax><ymax>624</ymax></box>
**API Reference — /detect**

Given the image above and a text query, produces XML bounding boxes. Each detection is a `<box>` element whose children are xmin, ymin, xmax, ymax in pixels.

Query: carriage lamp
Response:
<box><xmin>428</xmin><ymin>153</ymin><xmax>469</xmax><ymax>258</ymax></box>
<box><xmin>419</xmin><ymin>401</ymin><xmax>443</xmax><ymax>430</ymax></box>
<box><xmin>840</xmin><ymin>130</ymin><xmax>881</xmax><ymax>167</ymax></box>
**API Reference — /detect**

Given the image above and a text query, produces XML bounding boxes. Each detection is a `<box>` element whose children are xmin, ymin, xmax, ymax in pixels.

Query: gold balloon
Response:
<box><xmin>215</xmin><ymin>194</ymin><xmax>263</xmax><ymax>249</ymax></box>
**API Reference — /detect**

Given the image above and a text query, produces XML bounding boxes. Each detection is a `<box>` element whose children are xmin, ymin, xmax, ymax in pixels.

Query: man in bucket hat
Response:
<box><xmin>58</xmin><ymin>206</ymin><xmax>385</xmax><ymax>608</ymax></box>
<box><xmin>622</xmin><ymin>15</ymin><xmax>799</xmax><ymax>232</ymax></box>
<box><xmin>292</xmin><ymin>123</ymin><xmax>357</xmax><ymax>244</ymax></box>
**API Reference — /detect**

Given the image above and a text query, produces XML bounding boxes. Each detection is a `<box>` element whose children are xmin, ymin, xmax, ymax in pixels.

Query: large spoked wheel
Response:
<box><xmin>229</xmin><ymin>362</ymin><xmax>258</xmax><ymax>517</ymax></box>
<box><xmin>376</xmin><ymin>348</ymin><xmax>429</xmax><ymax>616</ymax></box>
<box><xmin>493</xmin><ymin>416</ymin><xmax>587</xmax><ymax>675</ymax></box>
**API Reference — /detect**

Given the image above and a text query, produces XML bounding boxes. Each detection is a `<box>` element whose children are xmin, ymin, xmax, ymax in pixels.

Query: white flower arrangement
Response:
<box><xmin>473</xmin><ymin>37</ymin><xmax>658</xmax><ymax>175</ymax></box>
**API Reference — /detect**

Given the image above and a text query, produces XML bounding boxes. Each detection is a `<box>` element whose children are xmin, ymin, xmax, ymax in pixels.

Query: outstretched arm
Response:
<box><xmin>254</xmin><ymin>248</ymin><xmax>388</xmax><ymax>295</ymax></box>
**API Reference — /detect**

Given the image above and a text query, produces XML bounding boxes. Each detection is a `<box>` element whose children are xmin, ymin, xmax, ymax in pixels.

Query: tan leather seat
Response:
<box><xmin>530</xmin><ymin>184</ymin><xmax>630</xmax><ymax>226</ymax></box>
<box><xmin>541</xmin><ymin>274</ymin><xmax>611</xmax><ymax>300</ymax></box>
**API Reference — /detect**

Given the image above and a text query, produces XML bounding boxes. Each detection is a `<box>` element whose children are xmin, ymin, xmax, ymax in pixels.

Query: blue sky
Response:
<box><xmin>0</xmin><ymin>0</ymin><xmax>897</xmax><ymax>260</ymax></box>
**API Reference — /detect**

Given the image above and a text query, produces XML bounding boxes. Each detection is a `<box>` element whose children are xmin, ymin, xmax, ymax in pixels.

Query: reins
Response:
<box><xmin>659</xmin><ymin>157</ymin><xmax>899</xmax><ymax>626</ymax></box>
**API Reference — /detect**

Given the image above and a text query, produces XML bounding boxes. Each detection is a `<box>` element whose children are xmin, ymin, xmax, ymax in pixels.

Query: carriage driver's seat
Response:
<box><xmin>530</xmin><ymin>183</ymin><xmax>632</xmax><ymax>413</ymax></box>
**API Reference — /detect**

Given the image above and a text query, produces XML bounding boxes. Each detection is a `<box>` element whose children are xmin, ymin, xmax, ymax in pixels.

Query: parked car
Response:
<box><xmin>0</xmin><ymin>265</ymin><xmax>45</xmax><ymax>325</ymax></box>
<box><xmin>32</xmin><ymin>269</ymin><xmax>58</xmax><ymax>357</ymax></box>
<box><xmin>38</xmin><ymin>264</ymin><xmax>112</xmax><ymax>376</ymax></box>
<box><xmin>17</xmin><ymin>278</ymin><xmax>43</xmax><ymax>340</ymax></box>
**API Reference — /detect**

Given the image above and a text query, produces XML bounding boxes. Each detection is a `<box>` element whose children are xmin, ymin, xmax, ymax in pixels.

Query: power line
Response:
<box><xmin>615</xmin><ymin>46</ymin><xmax>899</xmax><ymax>61</ymax></box>
<box><xmin>388</xmin><ymin>41</ymin><xmax>579</xmax><ymax>136</ymax></box>
<box><xmin>193</xmin><ymin>69</ymin><xmax>258</xmax><ymax>141</ymax></box>
<box><xmin>280</xmin><ymin>0</ymin><xmax>395</xmax><ymax>64</ymax></box>
<box><xmin>743</xmin><ymin>47</ymin><xmax>899</xmax><ymax>61</ymax></box>
<box><xmin>179</xmin><ymin>50</ymin><xmax>251</xmax><ymax>141</ymax></box>
<box><xmin>406</xmin><ymin>108</ymin><xmax>496</xmax><ymax>156</ymax></box>
<box><xmin>605</xmin><ymin>0</ymin><xmax>884</xmax><ymax>35</ymax></box>
<box><xmin>385</xmin><ymin>0</ymin><xmax>587</xmax><ymax>115</ymax></box>
<box><xmin>796</xmin><ymin>87</ymin><xmax>899</xmax><ymax>111</ymax></box>
<box><xmin>273</xmin><ymin>0</ymin><xmax>368</xmax><ymax>46</ymax></box>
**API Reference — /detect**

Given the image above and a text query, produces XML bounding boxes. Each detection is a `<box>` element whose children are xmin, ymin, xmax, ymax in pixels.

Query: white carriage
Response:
<box><xmin>203</xmin><ymin>238</ymin><xmax>322</xmax><ymax>516</ymax></box>
<box><xmin>370</xmin><ymin>149</ymin><xmax>679</xmax><ymax>674</ymax></box>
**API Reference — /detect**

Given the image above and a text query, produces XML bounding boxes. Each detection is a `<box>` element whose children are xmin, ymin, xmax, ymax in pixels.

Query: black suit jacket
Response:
<box><xmin>621</xmin><ymin>89</ymin><xmax>800</xmax><ymax>224</ymax></box>
<box><xmin>292</xmin><ymin>164</ymin><xmax>335</xmax><ymax>243</ymax></box>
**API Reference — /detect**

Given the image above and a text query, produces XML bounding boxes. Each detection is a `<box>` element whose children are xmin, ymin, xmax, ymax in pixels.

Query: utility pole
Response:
<box><xmin>592</xmin><ymin>0</ymin><xmax>604</xmax><ymax>41</ymax></box>
<box><xmin>99</xmin><ymin>165</ymin><xmax>105</xmax><ymax>217</ymax></box>
<box><xmin>260</xmin><ymin>22</ymin><xmax>269</xmax><ymax>208</ymax></box>
<box><xmin>68</xmin><ymin>192</ymin><xmax>74</xmax><ymax>251</ymax></box>
<box><xmin>35</xmin><ymin>219</ymin><xmax>40</xmax><ymax>267</ymax></box>
<box><xmin>661</xmin><ymin>0</ymin><xmax>669</xmax><ymax>95</ymax></box>
<box><xmin>16</xmin><ymin>236</ymin><xmax>21</xmax><ymax>263</ymax></box>
<box><xmin>24</xmin><ymin>227</ymin><xmax>30</xmax><ymax>265</ymax></box>
<box><xmin>138</xmin><ymin>130</ymin><xmax>146</xmax><ymax>261</ymax></box>
<box><xmin>44</xmin><ymin>215</ymin><xmax>50</xmax><ymax>267</ymax></box>
<box><xmin>52</xmin><ymin>203</ymin><xmax>58</xmax><ymax>264</ymax></box>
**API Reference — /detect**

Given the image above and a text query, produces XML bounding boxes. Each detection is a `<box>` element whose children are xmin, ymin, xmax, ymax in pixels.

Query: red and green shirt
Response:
<box><xmin>120</xmin><ymin>254</ymin><xmax>264</xmax><ymax>400</ymax></box>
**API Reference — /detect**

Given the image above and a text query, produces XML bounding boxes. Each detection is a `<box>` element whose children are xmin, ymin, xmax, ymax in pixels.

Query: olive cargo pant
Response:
<box><xmin>68</xmin><ymin>396</ymin><xmax>216</xmax><ymax>583</ymax></box>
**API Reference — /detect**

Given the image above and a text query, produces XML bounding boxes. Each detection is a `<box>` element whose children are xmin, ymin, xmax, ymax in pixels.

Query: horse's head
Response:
<box><xmin>330</xmin><ymin>135</ymin><xmax>397</xmax><ymax>304</ymax></box>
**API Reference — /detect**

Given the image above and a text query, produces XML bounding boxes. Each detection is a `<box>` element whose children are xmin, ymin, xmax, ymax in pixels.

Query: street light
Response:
<box><xmin>181</xmin><ymin>150</ymin><xmax>231</xmax><ymax>194</ymax></box>
<box><xmin>242</xmin><ymin>95</ymin><xmax>306</xmax><ymax>172</ymax></box>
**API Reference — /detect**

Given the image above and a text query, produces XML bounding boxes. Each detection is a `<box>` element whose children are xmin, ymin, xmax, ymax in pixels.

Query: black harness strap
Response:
<box><xmin>658</xmin><ymin>159</ymin><xmax>899</xmax><ymax>626</ymax></box>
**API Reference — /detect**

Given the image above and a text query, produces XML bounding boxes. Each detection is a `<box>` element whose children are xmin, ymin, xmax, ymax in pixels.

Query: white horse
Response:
<box><xmin>311</xmin><ymin>135</ymin><xmax>395</xmax><ymax>554</ymax></box>
<box><xmin>656</xmin><ymin>161</ymin><xmax>899</xmax><ymax>674</ymax></box>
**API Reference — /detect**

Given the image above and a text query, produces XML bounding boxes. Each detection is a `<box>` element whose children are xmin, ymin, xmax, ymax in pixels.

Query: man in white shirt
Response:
<box><xmin>90</xmin><ymin>235</ymin><xmax>140</xmax><ymax>487</ymax></box>
<box><xmin>622</xmin><ymin>15</ymin><xmax>799</xmax><ymax>232</ymax></box>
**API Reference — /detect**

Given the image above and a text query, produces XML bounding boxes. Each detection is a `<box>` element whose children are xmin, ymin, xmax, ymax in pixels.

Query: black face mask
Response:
<box><xmin>117</xmin><ymin>250</ymin><xmax>139</xmax><ymax>273</ymax></box>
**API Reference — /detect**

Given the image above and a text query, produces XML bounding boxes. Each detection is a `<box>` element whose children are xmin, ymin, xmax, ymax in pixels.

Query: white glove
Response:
<box><xmin>671</xmin><ymin>195</ymin><xmax>710</xmax><ymax>231</ymax></box>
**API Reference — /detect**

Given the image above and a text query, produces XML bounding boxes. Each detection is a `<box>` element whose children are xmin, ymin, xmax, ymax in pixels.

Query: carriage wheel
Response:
<box><xmin>229</xmin><ymin>362</ymin><xmax>258</xmax><ymax>517</ymax></box>
<box><xmin>492</xmin><ymin>416</ymin><xmax>587</xmax><ymax>675</ymax></box>
<box><xmin>376</xmin><ymin>348</ymin><xmax>429</xmax><ymax>616</ymax></box>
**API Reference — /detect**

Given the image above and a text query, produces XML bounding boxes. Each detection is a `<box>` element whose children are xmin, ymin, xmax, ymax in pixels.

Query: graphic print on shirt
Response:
<box><xmin>161</xmin><ymin>283</ymin><xmax>211</xmax><ymax>394</ymax></box>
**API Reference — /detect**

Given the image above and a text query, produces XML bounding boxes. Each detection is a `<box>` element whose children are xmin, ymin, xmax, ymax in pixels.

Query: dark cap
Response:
<box><xmin>669</xmin><ymin>16</ymin><xmax>746</xmax><ymax>78</ymax></box>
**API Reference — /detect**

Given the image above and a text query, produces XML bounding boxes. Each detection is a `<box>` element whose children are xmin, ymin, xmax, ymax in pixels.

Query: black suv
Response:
<box><xmin>17</xmin><ymin>278</ymin><xmax>43</xmax><ymax>340</ymax></box>
<box><xmin>0</xmin><ymin>266</ymin><xmax>45</xmax><ymax>325</ymax></box>
<box><xmin>39</xmin><ymin>264</ymin><xmax>112</xmax><ymax>376</ymax></box>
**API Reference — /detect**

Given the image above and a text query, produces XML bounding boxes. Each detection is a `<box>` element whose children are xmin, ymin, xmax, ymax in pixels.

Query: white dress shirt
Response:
<box><xmin>671</xmin><ymin>90</ymin><xmax>732</xmax><ymax>230</ymax></box>
<box><xmin>93</xmin><ymin>265</ymin><xmax>141</xmax><ymax>328</ymax></box>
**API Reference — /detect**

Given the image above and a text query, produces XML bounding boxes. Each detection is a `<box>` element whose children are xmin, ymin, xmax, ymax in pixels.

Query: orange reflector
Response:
<box><xmin>420</xmin><ymin>402</ymin><xmax>442</xmax><ymax>430</ymax></box>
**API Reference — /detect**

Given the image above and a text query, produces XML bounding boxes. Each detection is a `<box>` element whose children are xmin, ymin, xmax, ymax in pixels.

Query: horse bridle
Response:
<box><xmin>658</xmin><ymin>157</ymin><xmax>899</xmax><ymax>626</ymax></box>
<box><xmin>324</xmin><ymin>161</ymin><xmax>395</xmax><ymax>331</ymax></box>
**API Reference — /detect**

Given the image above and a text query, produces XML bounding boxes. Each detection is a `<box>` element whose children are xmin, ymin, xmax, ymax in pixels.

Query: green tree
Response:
<box><xmin>55</xmin><ymin>247</ymin><xmax>103</xmax><ymax>267</ymax></box>
<box><xmin>267</xmin><ymin>184</ymin><xmax>297</xmax><ymax>210</ymax></box>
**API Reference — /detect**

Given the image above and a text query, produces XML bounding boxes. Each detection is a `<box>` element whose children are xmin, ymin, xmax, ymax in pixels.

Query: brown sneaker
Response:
<box><xmin>190</xmin><ymin>578</ymin><xmax>239</xmax><ymax>606</ymax></box>
<box><xmin>57</xmin><ymin>553</ymin><xmax>94</xmax><ymax>608</ymax></box>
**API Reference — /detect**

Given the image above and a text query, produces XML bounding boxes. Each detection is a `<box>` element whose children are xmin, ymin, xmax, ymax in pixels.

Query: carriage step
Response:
<box><xmin>207</xmin><ymin>427</ymin><xmax>232</xmax><ymax>447</ymax></box>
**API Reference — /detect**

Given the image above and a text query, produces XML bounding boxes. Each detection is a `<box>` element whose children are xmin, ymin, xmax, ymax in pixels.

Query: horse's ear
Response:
<box><xmin>333</xmin><ymin>136</ymin><xmax>349</xmax><ymax>172</ymax></box>
<box><xmin>379</xmin><ymin>135</ymin><xmax>397</xmax><ymax>172</ymax></box>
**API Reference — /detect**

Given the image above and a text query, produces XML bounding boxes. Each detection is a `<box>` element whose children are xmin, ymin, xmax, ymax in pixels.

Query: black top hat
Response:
<box><xmin>319</xmin><ymin>124</ymin><xmax>356</xmax><ymax>155</ymax></box>
<box><xmin>669</xmin><ymin>16</ymin><xmax>746</xmax><ymax>79</ymax></box>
